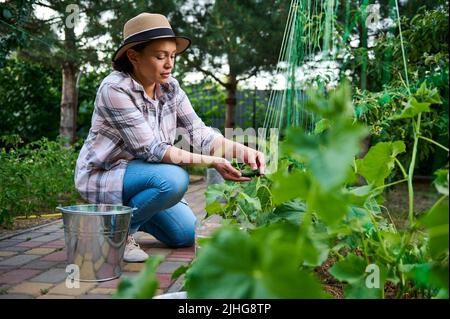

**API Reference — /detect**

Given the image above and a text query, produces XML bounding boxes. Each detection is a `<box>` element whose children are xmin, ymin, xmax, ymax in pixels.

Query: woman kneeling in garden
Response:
<box><xmin>74</xmin><ymin>13</ymin><xmax>265</xmax><ymax>262</ymax></box>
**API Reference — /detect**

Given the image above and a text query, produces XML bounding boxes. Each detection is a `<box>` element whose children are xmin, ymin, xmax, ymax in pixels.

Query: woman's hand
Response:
<box><xmin>241</xmin><ymin>147</ymin><xmax>266</xmax><ymax>175</ymax></box>
<box><xmin>213</xmin><ymin>158</ymin><xmax>252</xmax><ymax>182</ymax></box>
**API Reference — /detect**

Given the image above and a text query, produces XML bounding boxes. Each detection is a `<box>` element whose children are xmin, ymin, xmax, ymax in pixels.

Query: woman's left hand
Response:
<box><xmin>242</xmin><ymin>147</ymin><xmax>266</xmax><ymax>175</ymax></box>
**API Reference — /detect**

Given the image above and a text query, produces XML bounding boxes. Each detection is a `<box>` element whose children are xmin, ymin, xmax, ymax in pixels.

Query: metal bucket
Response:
<box><xmin>56</xmin><ymin>204</ymin><xmax>133</xmax><ymax>282</ymax></box>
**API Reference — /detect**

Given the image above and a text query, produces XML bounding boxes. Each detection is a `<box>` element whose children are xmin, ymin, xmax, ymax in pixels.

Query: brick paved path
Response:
<box><xmin>0</xmin><ymin>177</ymin><xmax>221</xmax><ymax>299</ymax></box>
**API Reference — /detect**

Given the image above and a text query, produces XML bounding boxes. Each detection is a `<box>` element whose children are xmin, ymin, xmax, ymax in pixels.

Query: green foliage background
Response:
<box><xmin>0</xmin><ymin>56</ymin><xmax>61</xmax><ymax>143</ymax></box>
<box><xmin>0</xmin><ymin>137</ymin><xmax>82</xmax><ymax>228</ymax></box>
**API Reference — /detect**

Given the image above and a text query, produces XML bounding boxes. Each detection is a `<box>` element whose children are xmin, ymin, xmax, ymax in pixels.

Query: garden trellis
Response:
<box><xmin>260</xmin><ymin>0</ymin><xmax>411</xmax><ymax>171</ymax></box>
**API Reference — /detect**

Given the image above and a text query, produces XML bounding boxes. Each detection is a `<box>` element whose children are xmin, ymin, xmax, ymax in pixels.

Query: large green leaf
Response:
<box><xmin>355</xmin><ymin>141</ymin><xmax>406</xmax><ymax>187</ymax></box>
<box><xmin>205</xmin><ymin>201</ymin><xmax>223</xmax><ymax>215</ymax></box>
<box><xmin>433</xmin><ymin>169</ymin><xmax>449</xmax><ymax>196</ymax></box>
<box><xmin>305</xmin><ymin>82</ymin><xmax>354</xmax><ymax>119</ymax></box>
<box><xmin>311</xmin><ymin>189</ymin><xmax>351</xmax><ymax>226</ymax></box>
<box><xmin>429</xmin><ymin>264</ymin><xmax>449</xmax><ymax>293</ymax></box>
<box><xmin>271</xmin><ymin>169</ymin><xmax>310</xmax><ymax>205</ymax></box>
<box><xmin>204</xmin><ymin>183</ymin><xmax>232</xmax><ymax>205</ymax></box>
<box><xmin>343</xmin><ymin>277</ymin><xmax>383</xmax><ymax>299</ymax></box>
<box><xmin>113</xmin><ymin>255</ymin><xmax>164</xmax><ymax>299</ymax></box>
<box><xmin>283</xmin><ymin>121</ymin><xmax>367</xmax><ymax>191</ymax></box>
<box><xmin>401</xmin><ymin>263</ymin><xmax>432</xmax><ymax>289</ymax></box>
<box><xmin>297</xmin><ymin>231</ymin><xmax>330</xmax><ymax>267</ymax></box>
<box><xmin>390</xmin><ymin>81</ymin><xmax>442</xmax><ymax>120</ymax></box>
<box><xmin>256</xmin><ymin>185</ymin><xmax>272</xmax><ymax>211</ymax></box>
<box><xmin>185</xmin><ymin>228</ymin><xmax>258</xmax><ymax>298</ymax></box>
<box><xmin>271</xmin><ymin>200</ymin><xmax>307</xmax><ymax>225</ymax></box>
<box><xmin>328</xmin><ymin>254</ymin><xmax>366</xmax><ymax>284</ymax></box>
<box><xmin>255</xmin><ymin>224</ymin><xmax>330</xmax><ymax>298</ymax></box>
<box><xmin>330</xmin><ymin>255</ymin><xmax>387</xmax><ymax>299</ymax></box>
<box><xmin>237</xmin><ymin>191</ymin><xmax>261</xmax><ymax>212</ymax></box>
<box><xmin>347</xmin><ymin>185</ymin><xmax>373</xmax><ymax>199</ymax></box>
<box><xmin>185</xmin><ymin>226</ymin><xmax>329</xmax><ymax>298</ymax></box>
<box><xmin>390</xmin><ymin>97</ymin><xmax>431</xmax><ymax>120</ymax></box>
<box><xmin>400</xmin><ymin>262</ymin><xmax>448</xmax><ymax>296</ymax></box>
<box><xmin>420</xmin><ymin>200</ymin><xmax>449</xmax><ymax>260</ymax></box>
<box><xmin>415</xmin><ymin>81</ymin><xmax>443</xmax><ymax>104</ymax></box>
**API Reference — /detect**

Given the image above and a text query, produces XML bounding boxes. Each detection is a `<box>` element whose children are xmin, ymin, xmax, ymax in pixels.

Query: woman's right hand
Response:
<box><xmin>212</xmin><ymin>158</ymin><xmax>252</xmax><ymax>182</ymax></box>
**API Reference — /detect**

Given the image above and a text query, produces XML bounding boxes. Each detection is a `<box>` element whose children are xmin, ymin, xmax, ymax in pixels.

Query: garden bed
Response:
<box><xmin>384</xmin><ymin>181</ymin><xmax>440</xmax><ymax>230</ymax></box>
<box><xmin>313</xmin><ymin>179</ymin><xmax>442</xmax><ymax>299</ymax></box>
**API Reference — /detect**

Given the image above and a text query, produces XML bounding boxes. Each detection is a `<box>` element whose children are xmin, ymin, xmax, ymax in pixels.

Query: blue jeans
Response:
<box><xmin>122</xmin><ymin>160</ymin><xmax>197</xmax><ymax>248</ymax></box>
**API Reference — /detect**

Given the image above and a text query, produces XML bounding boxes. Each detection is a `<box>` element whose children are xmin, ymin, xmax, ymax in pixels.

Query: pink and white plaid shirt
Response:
<box><xmin>74</xmin><ymin>71</ymin><xmax>222</xmax><ymax>204</ymax></box>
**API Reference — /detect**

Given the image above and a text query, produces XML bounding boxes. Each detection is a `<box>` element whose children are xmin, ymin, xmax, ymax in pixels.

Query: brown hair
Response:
<box><xmin>112</xmin><ymin>41</ymin><xmax>152</xmax><ymax>74</ymax></box>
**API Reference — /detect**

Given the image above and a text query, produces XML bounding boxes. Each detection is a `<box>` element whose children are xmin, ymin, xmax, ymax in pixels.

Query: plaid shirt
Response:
<box><xmin>75</xmin><ymin>71</ymin><xmax>222</xmax><ymax>204</ymax></box>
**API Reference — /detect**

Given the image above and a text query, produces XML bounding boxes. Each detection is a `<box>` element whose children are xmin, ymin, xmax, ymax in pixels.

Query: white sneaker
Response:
<box><xmin>123</xmin><ymin>235</ymin><xmax>149</xmax><ymax>262</ymax></box>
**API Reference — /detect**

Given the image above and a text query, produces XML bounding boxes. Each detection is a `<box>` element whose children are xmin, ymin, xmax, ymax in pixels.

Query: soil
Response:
<box><xmin>315</xmin><ymin>180</ymin><xmax>440</xmax><ymax>299</ymax></box>
<box><xmin>383</xmin><ymin>180</ymin><xmax>440</xmax><ymax>230</ymax></box>
<box><xmin>314</xmin><ymin>258</ymin><xmax>344</xmax><ymax>298</ymax></box>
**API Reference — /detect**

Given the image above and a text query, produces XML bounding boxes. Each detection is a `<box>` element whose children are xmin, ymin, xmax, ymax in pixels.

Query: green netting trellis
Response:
<box><xmin>260</xmin><ymin>0</ymin><xmax>410</xmax><ymax>174</ymax></box>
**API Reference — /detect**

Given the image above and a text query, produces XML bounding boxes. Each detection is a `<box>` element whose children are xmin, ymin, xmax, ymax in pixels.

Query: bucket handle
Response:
<box><xmin>55</xmin><ymin>206</ymin><xmax>138</xmax><ymax>212</ymax></box>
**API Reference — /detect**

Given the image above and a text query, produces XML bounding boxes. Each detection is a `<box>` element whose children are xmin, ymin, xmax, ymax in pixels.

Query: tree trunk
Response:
<box><xmin>59</xmin><ymin>60</ymin><xmax>78</xmax><ymax>145</ymax></box>
<box><xmin>59</xmin><ymin>23</ymin><xmax>78</xmax><ymax>145</ymax></box>
<box><xmin>224</xmin><ymin>73</ymin><xmax>237</xmax><ymax>129</ymax></box>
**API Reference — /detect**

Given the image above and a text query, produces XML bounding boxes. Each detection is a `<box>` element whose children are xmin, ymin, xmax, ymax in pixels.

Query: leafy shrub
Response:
<box><xmin>343</xmin><ymin>9</ymin><xmax>449</xmax><ymax>176</ymax></box>
<box><xmin>354</xmin><ymin>78</ymin><xmax>448</xmax><ymax>176</ymax></box>
<box><xmin>0</xmin><ymin>136</ymin><xmax>83</xmax><ymax>228</ymax></box>
<box><xmin>0</xmin><ymin>56</ymin><xmax>61</xmax><ymax>145</ymax></box>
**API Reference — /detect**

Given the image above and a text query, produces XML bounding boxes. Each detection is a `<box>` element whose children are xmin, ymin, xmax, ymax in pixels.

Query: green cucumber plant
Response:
<box><xmin>184</xmin><ymin>81</ymin><xmax>448</xmax><ymax>299</ymax></box>
<box><xmin>205</xmin><ymin>157</ymin><xmax>307</xmax><ymax>229</ymax></box>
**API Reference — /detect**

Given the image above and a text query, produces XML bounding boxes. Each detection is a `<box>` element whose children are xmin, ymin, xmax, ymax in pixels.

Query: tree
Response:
<box><xmin>176</xmin><ymin>0</ymin><xmax>289</xmax><ymax>128</ymax></box>
<box><xmin>1</xmin><ymin>0</ymin><xmax>98</xmax><ymax>144</ymax></box>
<box><xmin>0</xmin><ymin>0</ymin><xmax>182</xmax><ymax>144</ymax></box>
<box><xmin>336</xmin><ymin>0</ymin><xmax>449</xmax><ymax>92</ymax></box>
<box><xmin>0</xmin><ymin>1</ymin><xmax>33</xmax><ymax>67</ymax></box>
<box><xmin>0</xmin><ymin>56</ymin><xmax>61</xmax><ymax>142</ymax></box>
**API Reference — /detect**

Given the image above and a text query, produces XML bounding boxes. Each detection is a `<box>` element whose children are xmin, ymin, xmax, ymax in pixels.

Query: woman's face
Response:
<box><xmin>128</xmin><ymin>39</ymin><xmax>177</xmax><ymax>84</ymax></box>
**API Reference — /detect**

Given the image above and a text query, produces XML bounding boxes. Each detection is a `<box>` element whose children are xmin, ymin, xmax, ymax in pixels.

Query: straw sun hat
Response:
<box><xmin>112</xmin><ymin>13</ymin><xmax>191</xmax><ymax>62</ymax></box>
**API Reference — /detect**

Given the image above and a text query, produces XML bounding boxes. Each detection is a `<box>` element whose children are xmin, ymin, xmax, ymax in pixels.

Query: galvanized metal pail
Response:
<box><xmin>56</xmin><ymin>204</ymin><xmax>133</xmax><ymax>282</ymax></box>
